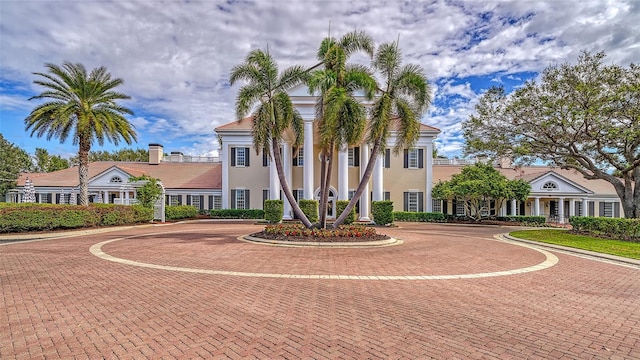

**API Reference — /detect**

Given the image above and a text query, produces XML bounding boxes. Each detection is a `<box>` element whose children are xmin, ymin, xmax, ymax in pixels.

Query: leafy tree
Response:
<box><xmin>33</xmin><ymin>148</ymin><xmax>70</xmax><ymax>172</ymax></box>
<box><xmin>25</xmin><ymin>62</ymin><xmax>137</xmax><ymax>206</ymax></box>
<box><xmin>463</xmin><ymin>51</ymin><xmax>640</xmax><ymax>218</ymax></box>
<box><xmin>334</xmin><ymin>41</ymin><xmax>431</xmax><ymax>227</ymax></box>
<box><xmin>0</xmin><ymin>134</ymin><xmax>33</xmax><ymax>197</ymax></box>
<box><xmin>69</xmin><ymin>148</ymin><xmax>148</xmax><ymax>164</ymax></box>
<box><xmin>129</xmin><ymin>175</ymin><xmax>162</xmax><ymax>208</ymax></box>
<box><xmin>432</xmin><ymin>163</ymin><xmax>531</xmax><ymax>221</ymax></box>
<box><xmin>307</xmin><ymin>30</ymin><xmax>376</xmax><ymax>228</ymax></box>
<box><xmin>230</xmin><ymin>49</ymin><xmax>314</xmax><ymax>227</ymax></box>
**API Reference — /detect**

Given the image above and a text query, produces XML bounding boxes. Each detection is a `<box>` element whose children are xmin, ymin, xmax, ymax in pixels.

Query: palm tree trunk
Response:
<box><xmin>272</xmin><ymin>137</ymin><xmax>313</xmax><ymax>228</ymax></box>
<box><xmin>318</xmin><ymin>150</ymin><xmax>327</xmax><ymax>228</ymax></box>
<box><xmin>320</xmin><ymin>147</ymin><xmax>335</xmax><ymax>229</ymax></box>
<box><xmin>332</xmin><ymin>139</ymin><xmax>381</xmax><ymax>228</ymax></box>
<box><xmin>78</xmin><ymin>135</ymin><xmax>90</xmax><ymax>206</ymax></box>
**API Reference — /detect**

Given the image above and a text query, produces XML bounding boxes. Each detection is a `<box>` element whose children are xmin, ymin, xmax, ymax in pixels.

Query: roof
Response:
<box><xmin>215</xmin><ymin>117</ymin><xmax>440</xmax><ymax>133</ymax></box>
<box><xmin>17</xmin><ymin>161</ymin><xmax>221</xmax><ymax>190</ymax></box>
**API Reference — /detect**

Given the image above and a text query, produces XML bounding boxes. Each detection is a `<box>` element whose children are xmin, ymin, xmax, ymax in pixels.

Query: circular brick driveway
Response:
<box><xmin>1</xmin><ymin>221</ymin><xmax>639</xmax><ymax>359</ymax></box>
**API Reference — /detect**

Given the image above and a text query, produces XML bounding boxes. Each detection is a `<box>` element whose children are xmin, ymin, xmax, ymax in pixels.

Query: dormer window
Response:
<box><xmin>542</xmin><ymin>181</ymin><xmax>558</xmax><ymax>190</ymax></box>
<box><xmin>110</xmin><ymin>176</ymin><xmax>123</xmax><ymax>183</ymax></box>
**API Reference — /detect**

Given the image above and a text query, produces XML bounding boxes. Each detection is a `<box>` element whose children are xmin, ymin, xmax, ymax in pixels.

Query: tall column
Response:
<box><xmin>269</xmin><ymin>147</ymin><xmax>279</xmax><ymax>200</ymax></box>
<box><xmin>372</xmin><ymin>153</ymin><xmax>383</xmax><ymax>201</ymax></box>
<box><xmin>582</xmin><ymin>198</ymin><xmax>588</xmax><ymax>216</ymax></box>
<box><xmin>511</xmin><ymin>199</ymin><xmax>517</xmax><ymax>216</ymax></box>
<box><xmin>283</xmin><ymin>142</ymin><xmax>293</xmax><ymax>220</ymax></box>
<box><xmin>534</xmin><ymin>197</ymin><xmax>540</xmax><ymax>216</ymax></box>
<box><xmin>338</xmin><ymin>147</ymin><xmax>348</xmax><ymax>200</ymax></box>
<box><xmin>558</xmin><ymin>197</ymin><xmax>565</xmax><ymax>224</ymax></box>
<box><xmin>51</xmin><ymin>192</ymin><xmax>57</xmax><ymax>204</ymax></box>
<box><xmin>125</xmin><ymin>191</ymin><xmax>130</xmax><ymax>205</ymax></box>
<box><xmin>303</xmin><ymin>120</ymin><xmax>314</xmax><ymax>199</ymax></box>
<box><xmin>426</xmin><ymin>141</ymin><xmax>433</xmax><ymax>212</ymax></box>
<box><xmin>359</xmin><ymin>143</ymin><xmax>370</xmax><ymax>221</ymax></box>
<box><xmin>569</xmin><ymin>198</ymin><xmax>576</xmax><ymax>217</ymax></box>
<box><xmin>221</xmin><ymin>142</ymin><xmax>229</xmax><ymax>208</ymax></box>
<box><xmin>103</xmin><ymin>190</ymin><xmax>108</xmax><ymax>204</ymax></box>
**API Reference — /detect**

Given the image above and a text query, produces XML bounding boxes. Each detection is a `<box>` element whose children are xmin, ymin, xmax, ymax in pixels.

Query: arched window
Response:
<box><xmin>110</xmin><ymin>176</ymin><xmax>123</xmax><ymax>183</ymax></box>
<box><xmin>542</xmin><ymin>181</ymin><xmax>558</xmax><ymax>190</ymax></box>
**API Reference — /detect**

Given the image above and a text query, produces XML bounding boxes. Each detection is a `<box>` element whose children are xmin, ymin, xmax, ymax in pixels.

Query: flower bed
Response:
<box><xmin>253</xmin><ymin>224</ymin><xmax>389</xmax><ymax>243</ymax></box>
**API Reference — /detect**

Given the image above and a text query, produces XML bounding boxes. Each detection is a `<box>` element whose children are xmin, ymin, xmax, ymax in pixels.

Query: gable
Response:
<box><xmin>528</xmin><ymin>172</ymin><xmax>593</xmax><ymax>195</ymax></box>
<box><xmin>88</xmin><ymin>167</ymin><xmax>133</xmax><ymax>188</ymax></box>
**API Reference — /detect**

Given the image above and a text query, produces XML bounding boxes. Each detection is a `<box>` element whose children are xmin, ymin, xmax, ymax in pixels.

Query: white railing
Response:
<box><xmin>162</xmin><ymin>155</ymin><xmax>219</xmax><ymax>163</ymax></box>
<box><xmin>433</xmin><ymin>158</ymin><xmax>488</xmax><ymax>165</ymax></box>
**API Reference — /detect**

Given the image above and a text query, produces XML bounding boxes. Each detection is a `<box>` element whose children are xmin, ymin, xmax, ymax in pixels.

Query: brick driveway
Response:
<box><xmin>1</xmin><ymin>221</ymin><xmax>639</xmax><ymax>359</ymax></box>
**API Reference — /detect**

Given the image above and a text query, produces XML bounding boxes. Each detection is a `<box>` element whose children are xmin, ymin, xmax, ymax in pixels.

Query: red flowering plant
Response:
<box><xmin>264</xmin><ymin>224</ymin><xmax>377</xmax><ymax>238</ymax></box>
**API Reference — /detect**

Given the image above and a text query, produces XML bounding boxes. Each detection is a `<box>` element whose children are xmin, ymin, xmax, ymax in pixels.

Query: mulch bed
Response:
<box><xmin>250</xmin><ymin>231</ymin><xmax>390</xmax><ymax>243</ymax></box>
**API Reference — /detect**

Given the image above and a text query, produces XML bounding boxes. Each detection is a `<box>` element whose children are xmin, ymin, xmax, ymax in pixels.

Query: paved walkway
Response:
<box><xmin>1</xmin><ymin>222</ymin><xmax>639</xmax><ymax>359</ymax></box>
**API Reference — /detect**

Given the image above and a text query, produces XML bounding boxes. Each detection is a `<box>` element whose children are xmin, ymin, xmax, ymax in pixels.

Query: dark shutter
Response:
<box><xmin>384</xmin><ymin>191</ymin><xmax>390</xmax><ymax>201</ymax></box>
<box><xmin>165</xmin><ymin>195</ymin><xmax>170</xmax><ymax>205</ymax></box>
<box><xmin>187</xmin><ymin>195</ymin><xmax>191</xmax><ymax>205</ymax></box>
<box><xmin>443</xmin><ymin>200</ymin><xmax>448</xmax><ymax>214</ymax></box>
<box><xmin>384</xmin><ymin>149</ymin><xmax>390</xmax><ymax>168</ymax></box>
<box><xmin>280</xmin><ymin>190</ymin><xmax>283</xmax><ymax>200</ymax></box>
<box><xmin>209</xmin><ymin>195</ymin><xmax>213</xmax><ymax>210</ymax></box>
<box><xmin>404</xmin><ymin>192</ymin><xmax>409</xmax><ymax>212</ymax></box>
<box><xmin>263</xmin><ymin>151</ymin><xmax>268</xmax><ymax>167</ymax></box>
<box><xmin>231</xmin><ymin>190</ymin><xmax>237</xmax><ymax>209</ymax></box>
<box><xmin>199</xmin><ymin>195</ymin><xmax>204</xmax><ymax>210</ymax></box>
<box><xmin>263</xmin><ymin>189</ymin><xmax>268</xmax><ymax>209</ymax></box>
<box><xmin>614</xmin><ymin>202</ymin><xmax>620</xmax><ymax>218</ymax></box>
<box><xmin>245</xmin><ymin>190</ymin><xmax>250</xmax><ymax>210</ymax></box>
<box><xmin>231</xmin><ymin>147</ymin><xmax>236</xmax><ymax>167</ymax></box>
<box><xmin>178</xmin><ymin>196</ymin><xmax>182</xmax><ymax>205</ymax></box>
<box><xmin>244</xmin><ymin>148</ymin><xmax>250</xmax><ymax>167</ymax></box>
<box><xmin>56</xmin><ymin>194</ymin><xmax>60</xmax><ymax>204</ymax></box>
<box><xmin>418</xmin><ymin>149</ymin><xmax>424</xmax><ymax>169</ymax></box>
<box><xmin>418</xmin><ymin>192</ymin><xmax>424</xmax><ymax>212</ymax></box>
<box><xmin>354</xmin><ymin>147</ymin><xmax>360</xmax><ymax>167</ymax></box>
<box><xmin>588</xmin><ymin>201</ymin><xmax>595</xmax><ymax>216</ymax></box>
<box><xmin>404</xmin><ymin>149</ymin><xmax>408</xmax><ymax>168</ymax></box>
<box><xmin>599</xmin><ymin>202</ymin><xmax>605</xmax><ymax>217</ymax></box>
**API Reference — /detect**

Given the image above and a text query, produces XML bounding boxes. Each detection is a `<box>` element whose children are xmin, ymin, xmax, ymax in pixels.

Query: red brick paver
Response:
<box><xmin>1</xmin><ymin>222</ymin><xmax>639</xmax><ymax>359</ymax></box>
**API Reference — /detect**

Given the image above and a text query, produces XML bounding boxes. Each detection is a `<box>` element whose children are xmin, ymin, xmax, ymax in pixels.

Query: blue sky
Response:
<box><xmin>1</xmin><ymin>0</ymin><xmax>639</xmax><ymax>159</ymax></box>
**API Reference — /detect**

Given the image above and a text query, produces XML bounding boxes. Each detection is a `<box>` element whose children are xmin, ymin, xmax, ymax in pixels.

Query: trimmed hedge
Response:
<box><xmin>299</xmin><ymin>199</ymin><xmax>318</xmax><ymax>223</ymax></box>
<box><xmin>372</xmin><ymin>201</ymin><xmax>394</xmax><ymax>225</ymax></box>
<box><xmin>209</xmin><ymin>209</ymin><xmax>265</xmax><ymax>219</ymax></box>
<box><xmin>570</xmin><ymin>216</ymin><xmax>640</xmax><ymax>242</ymax></box>
<box><xmin>393</xmin><ymin>212</ymin><xmax>447</xmax><ymax>222</ymax></box>
<box><xmin>0</xmin><ymin>204</ymin><xmax>153</xmax><ymax>233</ymax></box>
<box><xmin>335</xmin><ymin>200</ymin><xmax>355</xmax><ymax>225</ymax></box>
<box><xmin>165</xmin><ymin>205</ymin><xmax>199</xmax><ymax>220</ymax></box>
<box><xmin>496</xmin><ymin>215</ymin><xmax>546</xmax><ymax>225</ymax></box>
<box><xmin>264</xmin><ymin>200</ymin><xmax>284</xmax><ymax>223</ymax></box>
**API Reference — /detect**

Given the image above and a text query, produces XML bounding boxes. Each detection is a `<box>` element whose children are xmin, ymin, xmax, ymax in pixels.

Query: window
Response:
<box><xmin>213</xmin><ymin>195</ymin><xmax>222</xmax><ymax>210</ymax></box>
<box><xmin>294</xmin><ymin>147</ymin><xmax>304</xmax><ymax>166</ymax></box>
<box><xmin>263</xmin><ymin>151</ymin><xmax>269</xmax><ymax>167</ymax></box>
<box><xmin>542</xmin><ymin>181</ymin><xmax>558</xmax><ymax>190</ymax></box>
<box><xmin>456</xmin><ymin>201</ymin><xmax>465</xmax><ymax>216</ymax></box>
<box><xmin>348</xmin><ymin>190</ymin><xmax>360</xmax><ymax>213</ymax></box>
<box><xmin>404</xmin><ymin>191</ymin><xmax>423</xmax><ymax>212</ymax></box>
<box><xmin>404</xmin><ymin>149</ymin><xmax>423</xmax><ymax>169</ymax></box>
<box><xmin>480</xmin><ymin>200</ymin><xmax>490</xmax><ymax>217</ymax></box>
<box><xmin>169</xmin><ymin>195</ymin><xmax>181</xmax><ymax>206</ymax></box>
<box><xmin>191</xmin><ymin>195</ymin><xmax>201</xmax><ymax>210</ymax></box>
<box><xmin>432</xmin><ymin>199</ymin><xmax>442</xmax><ymax>213</ymax></box>
<box><xmin>575</xmin><ymin>201</ymin><xmax>583</xmax><ymax>216</ymax></box>
<box><xmin>348</xmin><ymin>147</ymin><xmax>360</xmax><ymax>167</ymax></box>
<box><xmin>110</xmin><ymin>176</ymin><xmax>122</xmax><ymax>183</ymax></box>
<box><xmin>601</xmin><ymin>202</ymin><xmax>614</xmax><ymax>217</ymax></box>
<box><xmin>384</xmin><ymin>149</ymin><xmax>390</xmax><ymax>168</ymax></box>
<box><xmin>384</xmin><ymin>191</ymin><xmax>391</xmax><ymax>201</ymax></box>
<box><xmin>231</xmin><ymin>189</ymin><xmax>250</xmax><ymax>209</ymax></box>
<box><xmin>231</xmin><ymin>147</ymin><xmax>250</xmax><ymax>167</ymax></box>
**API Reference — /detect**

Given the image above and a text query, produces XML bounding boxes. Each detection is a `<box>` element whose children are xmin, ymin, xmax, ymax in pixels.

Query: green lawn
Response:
<box><xmin>509</xmin><ymin>229</ymin><xmax>640</xmax><ymax>260</ymax></box>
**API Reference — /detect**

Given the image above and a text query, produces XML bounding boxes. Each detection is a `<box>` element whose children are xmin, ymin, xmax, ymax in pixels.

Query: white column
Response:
<box><xmin>51</xmin><ymin>192</ymin><xmax>57</xmax><ymax>204</ymax></box>
<box><xmin>269</xmin><ymin>147</ymin><xmax>279</xmax><ymax>200</ymax></box>
<box><xmin>103</xmin><ymin>191</ymin><xmax>108</xmax><ymax>204</ymax></box>
<box><xmin>558</xmin><ymin>197</ymin><xmax>565</xmax><ymax>224</ymax></box>
<box><xmin>303</xmin><ymin>120</ymin><xmax>314</xmax><ymax>199</ymax></box>
<box><xmin>425</xmin><ymin>141</ymin><xmax>433</xmax><ymax>212</ymax></box>
<box><xmin>582</xmin><ymin>198</ymin><xmax>588</xmax><ymax>216</ymax></box>
<box><xmin>338</xmin><ymin>147</ymin><xmax>348</xmax><ymax>200</ymax></box>
<box><xmin>283</xmin><ymin>142</ymin><xmax>293</xmax><ymax>220</ymax></box>
<box><xmin>221</xmin><ymin>142</ymin><xmax>229</xmax><ymax>209</ymax></box>
<box><xmin>534</xmin><ymin>197</ymin><xmax>540</xmax><ymax>216</ymax></box>
<box><xmin>372</xmin><ymin>153</ymin><xmax>383</xmax><ymax>201</ymax></box>
<box><xmin>569</xmin><ymin>199</ymin><xmax>576</xmax><ymax>217</ymax></box>
<box><xmin>511</xmin><ymin>199</ymin><xmax>517</xmax><ymax>216</ymax></box>
<box><xmin>125</xmin><ymin>191</ymin><xmax>130</xmax><ymax>205</ymax></box>
<box><xmin>359</xmin><ymin>143</ymin><xmax>370</xmax><ymax>221</ymax></box>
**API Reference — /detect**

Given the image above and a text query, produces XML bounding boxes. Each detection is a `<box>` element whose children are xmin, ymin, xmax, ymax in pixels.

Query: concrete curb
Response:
<box><xmin>241</xmin><ymin>235</ymin><xmax>402</xmax><ymax>248</ymax></box>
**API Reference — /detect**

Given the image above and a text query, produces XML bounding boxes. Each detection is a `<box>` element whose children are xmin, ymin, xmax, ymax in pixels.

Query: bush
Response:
<box><xmin>496</xmin><ymin>215</ymin><xmax>546</xmax><ymax>225</ymax></box>
<box><xmin>165</xmin><ymin>205</ymin><xmax>199</xmax><ymax>220</ymax></box>
<box><xmin>570</xmin><ymin>216</ymin><xmax>640</xmax><ymax>241</ymax></box>
<box><xmin>393</xmin><ymin>212</ymin><xmax>447</xmax><ymax>222</ymax></box>
<box><xmin>371</xmin><ymin>201</ymin><xmax>394</xmax><ymax>225</ymax></box>
<box><xmin>209</xmin><ymin>209</ymin><xmax>265</xmax><ymax>219</ymax></box>
<box><xmin>299</xmin><ymin>199</ymin><xmax>318</xmax><ymax>223</ymax></box>
<box><xmin>264</xmin><ymin>200</ymin><xmax>283</xmax><ymax>223</ymax></box>
<box><xmin>265</xmin><ymin>223</ymin><xmax>378</xmax><ymax>238</ymax></box>
<box><xmin>335</xmin><ymin>200</ymin><xmax>355</xmax><ymax>225</ymax></box>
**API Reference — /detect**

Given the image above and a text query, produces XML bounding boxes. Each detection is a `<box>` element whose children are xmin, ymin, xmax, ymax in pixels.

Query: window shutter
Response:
<box><xmin>55</xmin><ymin>194</ymin><xmax>60</xmax><ymax>204</ymax></box>
<box><xmin>614</xmin><ymin>203</ymin><xmax>620</xmax><ymax>218</ymax></box>
<box><xmin>187</xmin><ymin>195</ymin><xmax>191</xmax><ymax>205</ymax></box>
<box><xmin>244</xmin><ymin>148</ymin><xmax>250</xmax><ymax>167</ymax></box>
<box><xmin>599</xmin><ymin>202</ymin><xmax>605</xmax><ymax>217</ymax></box>
<box><xmin>418</xmin><ymin>149</ymin><xmax>424</xmax><ymax>169</ymax></box>
<box><xmin>209</xmin><ymin>195</ymin><xmax>213</xmax><ymax>210</ymax></box>
<box><xmin>263</xmin><ymin>151</ymin><xmax>268</xmax><ymax>167</ymax></box>
<box><xmin>178</xmin><ymin>196</ymin><xmax>182</xmax><ymax>205</ymax></box>
<box><xmin>418</xmin><ymin>192</ymin><xmax>424</xmax><ymax>212</ymax></box>
<box><xmin>354</xmin><ymin>147</ymin><xmax>360</xmax><ymax>167</ymax></box>
<box><xmin>384</xmin><ymin>191</ymin><xmax>390</xmax><ymax>201</ymax></box>
<box><xmin>384</xmin><ymin>149</ymin><xmax>390</xmax><ymax>168</ymax></box>
<box><xmin>443</xmin><ymin>200</ymin><xmax>448</xmax><ymax>214</ymax></box>
<box><xmin>231</xmin><ymin>190</ymin><xmax>237</xmax><ymax>209</ymax></box>
<box><xmin>588</xmin><ymin>201</ymin><xmax>595</xmax><ymax>216</ymax></box>
<box><xmin>165</xmin><ymin>195</ymin><xmax>169</xmax><ymax>205</ymax></box>
<box><xmin>231</xmin><ymin>147</ymin><xmax>236</xmax><ymax>167</ymax></box>
<box><xmin>263</xmin><ymin>189</ymin><xmax>268</xmax><ymax>209</ymax></box>
<box><xmin>245</xmin><ymin>190</ymin><xmax>250</xmax><ymax>210</ymax></box>
<box><xmin>200</xmin><ymin>195</ymin><xmax>204</xmax><ymax>210</ymax></box>
<box><xmin>404</xmin><ymin>192</ymin><xmax>409</xmax><ymax>212</ymax></box>
<box><xmin>404</xmin><ymin>149</ymin><xmax>408</xmax><ymax>168</ymax></box>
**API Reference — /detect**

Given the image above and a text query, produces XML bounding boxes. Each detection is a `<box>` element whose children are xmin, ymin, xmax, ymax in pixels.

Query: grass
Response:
<box><xmin>509</xmin><ymin>229</ymin><xmax>640</xmax><ymax>260</ymax></box>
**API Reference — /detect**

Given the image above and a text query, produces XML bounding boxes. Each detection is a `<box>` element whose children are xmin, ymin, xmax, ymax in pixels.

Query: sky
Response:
<box><xmin>1</xmin><ymin>0</ymin><xmax>639</xmax><ymax>160</ymax></box>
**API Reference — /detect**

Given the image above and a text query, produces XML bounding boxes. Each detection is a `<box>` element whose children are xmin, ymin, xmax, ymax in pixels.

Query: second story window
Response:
<box><xmin>231</xmin><ymin>147</ymin><xmax>250</xmax><ymax>167</ymax></box>
<box><xmin>404</xmin><ymin>148</ymin><xmax>423</xmax><ymax>169</ymax></box>
<box><xmin>293</xmin><ymin>147</ymin><xmax>304</xmax><ymax>167</ymax></box>
<box><xmin>348</xmin><ymin>147</ymin><xmax>360</xmax><ymax>167</ymax></box>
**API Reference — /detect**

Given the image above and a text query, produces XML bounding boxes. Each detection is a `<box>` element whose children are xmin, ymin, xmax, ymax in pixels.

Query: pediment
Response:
<box><xmin>528</xmin><ymin>171</ymin><xmax>593</xmax><ymax>195</ymax></box>
<box><xmin>89</xmin><ymin>166</ymin><xmax>132</xmax><ymax>187</ymax></box>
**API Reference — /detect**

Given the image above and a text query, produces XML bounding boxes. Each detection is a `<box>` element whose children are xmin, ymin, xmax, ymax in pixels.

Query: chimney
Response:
<box><xmin>149</xmin><ymin>143</ymin><xmax>163</xmax><ymax>165</ymax></box>
<box><xmin>170</xmin><ymin>151</ymin><xmax>184</xmax><ymax>162</ymax></box>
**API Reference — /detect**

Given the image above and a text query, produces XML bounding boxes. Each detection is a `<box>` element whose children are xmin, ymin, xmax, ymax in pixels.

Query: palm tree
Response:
<box><xmin>333</xmin><ymin>41</ymin><xmax>431</xmax><ymax>227</ymax></box>
<box><xmin>230</xmin><ymin>49</ymin><xmax>314</xmax><ymax>228</ymax></box>
<box><xmin>308</xmin><ymin>30</ymin><xmax>377</xmax><ymax>228</ymax></box>
<box><xmin>25</xmin><ymin>62</ymin><xmax>136</xmax><ymax>206</ymax></box>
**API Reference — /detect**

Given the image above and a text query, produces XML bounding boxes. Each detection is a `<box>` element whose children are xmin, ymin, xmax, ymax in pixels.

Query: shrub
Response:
<box><xmin>299</xmin><ymin>199</ymin><xmax>318</xmax><ymax>223</ymax></box>
<box><xmin>264</xmin><ymin>200</ymin><xmax>283</xmax><ymax>223</ymax></box>
<box><xmin>371</xmin><ymin>201</ymin><xmax>394</xmax><ymax>225</ymax></box>
<box><xmin>570</xmin><ymin>216</ymin><xmax>640</xmax><ymax>241</ymax></box>
<box><xmin>393</xmin><ymin>212</ymin><xmax>447</xmax><ymax>222</ymax></box>
<box><xmin>336</xmin><ymin>200</ymin><xmax>355</xmax><ymax>225</ymax></box>
<box><xmin>496</xmin><ymin>215</ymin><xmax>546</xmax><ymax>225</ymax></box>
<box><xmin>209</xmin><ymin>209</ymin><xmax>265</xmax><ymax>219</ymax></box>
<box><xmin>264</xmin><ymin>223</ymin><xmax>378</xmax><ymax>238</ymax></box>
<box><xmin>165</xmin><ymin>205</ymin><xmax>199</xmax><ymax>220</ymax></box>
